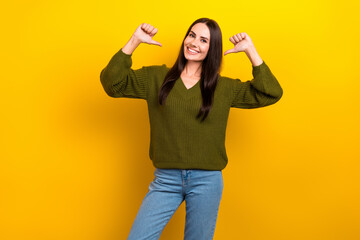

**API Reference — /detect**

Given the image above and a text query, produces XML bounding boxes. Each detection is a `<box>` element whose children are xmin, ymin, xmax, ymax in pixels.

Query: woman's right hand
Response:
<box><xmin>132</xmin><ymin>23</ymin><xmax>162</xmax><ymax>47</ymax></box>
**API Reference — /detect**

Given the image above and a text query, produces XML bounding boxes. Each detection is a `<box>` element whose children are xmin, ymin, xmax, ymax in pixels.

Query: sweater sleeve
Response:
<box><xmin>100</xmin><ymin>48</ymin><xmax>149</xmax><ymax>100</ymax></box>
<box><xmin>230</xmin><ymin>60</ymin><xmax>283</xmax><ymax>108</ymax></box>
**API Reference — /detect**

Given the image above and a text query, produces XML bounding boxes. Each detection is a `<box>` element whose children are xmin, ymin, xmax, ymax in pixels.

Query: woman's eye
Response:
<box><xmin>189</xmin><ymin>33</ymin><xmax>207</xmax><ymax>43</ymax></box>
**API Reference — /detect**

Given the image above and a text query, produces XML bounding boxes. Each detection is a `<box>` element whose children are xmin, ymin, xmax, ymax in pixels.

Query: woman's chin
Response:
<box><xmin>184</xmin><ymin>54</ymin><xmax>202</xmax><ymax>62</ymax></box>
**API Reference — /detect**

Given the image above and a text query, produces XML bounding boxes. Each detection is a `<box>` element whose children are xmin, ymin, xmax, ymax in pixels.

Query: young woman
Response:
<box><xmin>100</xmin><ymin>18</ymin><xmax>283</xmax><ymax>240</ymax></box>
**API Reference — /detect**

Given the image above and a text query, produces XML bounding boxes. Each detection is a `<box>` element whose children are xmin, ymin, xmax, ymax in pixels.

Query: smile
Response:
<box><xmin>187</xmin><ymin>47</ymin><xmax>200</xmax><ymax>54</ymax></box>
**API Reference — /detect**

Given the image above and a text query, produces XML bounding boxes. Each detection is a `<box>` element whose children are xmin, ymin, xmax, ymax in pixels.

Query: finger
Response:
<box><xmin>141</xmin><ymin>23</ymin><xmax>147</xmax><ymax>31</ymax></box>
<box><xmin>224</xmin><ymin>48</ymin><xmax>236</xmax><ymax>56</ymax></box>
<box><xmin>240</xmin><ymin>32</ymin><xmax>247</xmax><ymax>39</ymax></box>
<box><xmin>145</xmin><ymin>24</ymin><xmax>151</xmax><ymax>32</ymax></box>
<box><xmin>150</xmin><ymin>39</ymin><xmax>162</xmax><ymax>47</ymax></box>
<box><xmin>236</xmin><ymin>33</ymin><xmax>242</xmax><ymax>40</ymax></box>
<box><xmin>229</xmin><ymin>36</ymin><xmax>236</xmax><ymax>45</ymax></box>
<box><xmin>149</xmin><ymin>27</ymin><xmax>158</xmax><ymax>36</ymax></box>
<box><xmin>147</xmin><ymin>25</ymin><xmax>154</xmax><ymax>34</ymax></box>
<box><xmin>233</xmin><ymin>35</ymin><xmax>240</xmax><ymax>42</ymax></box>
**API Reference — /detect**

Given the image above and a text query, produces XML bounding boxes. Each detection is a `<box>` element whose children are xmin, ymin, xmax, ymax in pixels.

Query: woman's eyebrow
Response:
<box><xmin>190</xmin><ymin>31</ymin><xmax>209</xmax><ymax>40</ymax></box>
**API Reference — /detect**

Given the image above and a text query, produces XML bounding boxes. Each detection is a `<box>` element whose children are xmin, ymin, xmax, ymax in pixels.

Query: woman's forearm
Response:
<box><xmin>245</xmin><ymin>45</ymin><xmax>263</xmax><ymax>67</ymax></box>
<box><xmin>121</xmin><ymin>35</ymin><xmax>142</xmax><ymax>55</ymax></box>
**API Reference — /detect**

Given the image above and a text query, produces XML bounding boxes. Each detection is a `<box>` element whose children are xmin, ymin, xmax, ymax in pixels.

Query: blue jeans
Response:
<box><xmin>127</xmin><ymin>168</ymin><xmax>223</xmax><ymax>240</ymax></box>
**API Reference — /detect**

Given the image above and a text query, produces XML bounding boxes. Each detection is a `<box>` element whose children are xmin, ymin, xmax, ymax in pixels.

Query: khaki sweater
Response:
<box><xmin>100</xmin><ymin>48</ymin><xmax>283</xmax><ymax>170</ymax></box>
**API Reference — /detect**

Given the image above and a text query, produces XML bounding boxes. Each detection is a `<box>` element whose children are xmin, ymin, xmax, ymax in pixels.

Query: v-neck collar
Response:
<box><xmin>180</xmin><ymin>77</ymin><xmax>200</xmax><ymax>91</ymax></box>
<box><xmin>174</xmin><ymin>77</ymin><xmax>201</xmax><ymax>100</ymax></box>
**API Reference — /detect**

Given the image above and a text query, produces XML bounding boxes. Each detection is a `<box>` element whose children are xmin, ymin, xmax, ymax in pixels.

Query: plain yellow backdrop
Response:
<box><xmin>1</xmin><ymin>0</ymin><xmax>360</xmax><ymax>239</ymax></box>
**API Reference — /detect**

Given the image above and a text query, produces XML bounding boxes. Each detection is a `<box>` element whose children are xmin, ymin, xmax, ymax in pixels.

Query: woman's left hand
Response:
<box><xmin>224</xmin><ymin>32</ymin><xmax>254</xmax><ymax>56</ymax></box>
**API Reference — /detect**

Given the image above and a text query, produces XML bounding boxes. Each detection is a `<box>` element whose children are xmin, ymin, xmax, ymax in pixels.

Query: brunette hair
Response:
<box><xmin>158</xmin><ymin>18</ymin><xmax>223</xmax><ymax>122</ymax></box>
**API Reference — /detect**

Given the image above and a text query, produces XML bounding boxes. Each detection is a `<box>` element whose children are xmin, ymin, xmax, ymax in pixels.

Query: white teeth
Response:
<box><xmin>188</xmin><ymin>47</ymin><xmax>199</xmax><ymax>53</ymax></box>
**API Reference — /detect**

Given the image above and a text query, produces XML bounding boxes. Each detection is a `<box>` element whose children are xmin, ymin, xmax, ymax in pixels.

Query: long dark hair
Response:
<box><xmin>158</xmin><ymin>18</ymin><xmax>223</xmax><ymax>122</ymax></box>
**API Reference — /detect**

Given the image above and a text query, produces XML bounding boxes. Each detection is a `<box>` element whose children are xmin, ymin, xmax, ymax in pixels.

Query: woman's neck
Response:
<box><xmin>183</xmin><ymin>60</ymin><xmax>202</xmax><ymax>78</ymax></box>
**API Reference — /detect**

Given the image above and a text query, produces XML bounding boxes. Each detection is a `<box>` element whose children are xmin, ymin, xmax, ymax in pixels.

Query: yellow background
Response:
<box><xmin>1</xmin><ymin>0</ymin><xmax>360</xmax><ymax>239</ymax></box>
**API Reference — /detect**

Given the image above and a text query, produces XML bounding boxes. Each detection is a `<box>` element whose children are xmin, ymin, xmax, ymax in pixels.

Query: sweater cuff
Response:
<box><xmin>119</xmin><ymin>47</ymin><xmax>133</xmax><ymax>57</ymax></box>
<box><xmin>252</xmin><ymin>60</ymin><xmax>267</xmax><ymax>76</ymax></box>
<box><xmin>112</xmin><ymin>48</ymin><xmax>132</xmax><ymax>69</ymax></box>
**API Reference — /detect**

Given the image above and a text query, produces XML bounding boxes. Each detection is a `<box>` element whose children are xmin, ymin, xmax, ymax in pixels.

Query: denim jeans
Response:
<box><xmin>127</xmin><ymin>168</ymin><xmax>223</xmax><ymax>240</ymax></box>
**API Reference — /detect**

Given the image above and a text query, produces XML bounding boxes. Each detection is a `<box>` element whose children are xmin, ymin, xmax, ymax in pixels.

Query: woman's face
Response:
<box><xmin>183</xmin><ymin>23</ymin><xmax>210</xmax><ymax>62</ymax></box>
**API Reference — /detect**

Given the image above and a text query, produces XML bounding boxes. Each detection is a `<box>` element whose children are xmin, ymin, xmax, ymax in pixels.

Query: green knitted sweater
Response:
<box><xmin>100</xmin><ymin>48</ymin><xmax>283</xmax><ymax>170</ymax></box>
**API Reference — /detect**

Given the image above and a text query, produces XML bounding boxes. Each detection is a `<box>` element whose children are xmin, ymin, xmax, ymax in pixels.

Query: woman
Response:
<box><xmin>100</xmin><ymin>18</ymin><xmax>283</xmax><ymax>240</ymax></box>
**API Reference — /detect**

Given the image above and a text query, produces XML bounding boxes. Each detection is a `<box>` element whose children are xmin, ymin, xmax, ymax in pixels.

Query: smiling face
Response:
<box><xmin>183</xmin><ymin>23</ymin><xmax>211</xmax><ymax>62</ymax></box>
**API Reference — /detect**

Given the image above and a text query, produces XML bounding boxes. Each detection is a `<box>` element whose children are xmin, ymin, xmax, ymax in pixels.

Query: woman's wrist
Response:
<box><xmin>245</xmin><ymin>45</ymin><xmax>263</xmax><ymax>67</ymax></box>
<box><xmin>121</xmin><ymin>35</ymin><xmax>142</xmax><ymax>55</ymax></box>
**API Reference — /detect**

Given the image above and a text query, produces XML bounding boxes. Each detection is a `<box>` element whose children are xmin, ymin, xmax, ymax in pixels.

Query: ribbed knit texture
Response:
<box><xmin>100</xmin><ymin>48</ymin><xmax>283</xmax><ymax>170</ymax></box>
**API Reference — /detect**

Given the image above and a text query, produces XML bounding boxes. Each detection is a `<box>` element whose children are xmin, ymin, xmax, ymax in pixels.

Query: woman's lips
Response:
<box><xmin>187</xmin><ymin>46</ymin><xmax>199</xmax><ymax>55</ymax></box>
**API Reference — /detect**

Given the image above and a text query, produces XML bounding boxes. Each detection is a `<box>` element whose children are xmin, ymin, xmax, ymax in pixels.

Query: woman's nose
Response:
<box><xmin>190</xmin><ymin>39</ymin><xmax>199</xmax><ymax>47</ymax></box>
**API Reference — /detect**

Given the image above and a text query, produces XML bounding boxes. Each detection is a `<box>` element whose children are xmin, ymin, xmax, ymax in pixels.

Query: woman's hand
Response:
<box><xmin>224</xmin><ymin>32</ymin><xmax>254</xmax><ymax>55</ymax></box>
<box><xmin>132</xmin><ymin>23</ymin><xmax>162</xmax><ymax>47</ymax></box>
<box><xmin>224</xmin><ymin>32</ymin><xmax>263</xmax><ymax>66</ymax></box>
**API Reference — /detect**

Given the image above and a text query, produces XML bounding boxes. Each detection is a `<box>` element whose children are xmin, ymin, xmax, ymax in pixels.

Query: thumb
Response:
<box><xmin>149</xmin><ymin>39</ymin><xmax>162</xmax><ymax>47</ymax></box>
<box><xmin>224</xmin><ymin>48</ymin><xmax>236</xmax><ymax>56</ymax></box>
